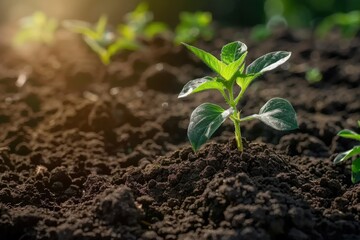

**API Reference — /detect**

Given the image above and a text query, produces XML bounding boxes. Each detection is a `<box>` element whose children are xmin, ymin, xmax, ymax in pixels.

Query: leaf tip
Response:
<box><xmin>191</xmin><ymin>144</ymin><xmax>199</xmax><ymax>152</ymax></box>
<box><xmin>178</xmin><ymin>93</ymin><xmax>185</xmax><ymax>99</ymax></box>
<box><xmin>181</xmin><ymin>42</ymin><xmax>189</xmax><ymax>47</ymax></box>
<box><xmin>334</xmin><ymin>151</ymin><xmax>347</xmax><ymax>165</ymax></box>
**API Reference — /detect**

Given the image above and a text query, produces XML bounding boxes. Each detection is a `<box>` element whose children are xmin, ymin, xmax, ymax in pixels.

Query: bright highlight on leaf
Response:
<box><xmin>249</xmin><ymin>98</ymin><xmax>298</xmax><ymax>131</ymax></box>
<box><xmin>334</xmin><ymin>146</ymin><xmax>360</xmax><ymax>164</ymax></box>
<box><xmin>246</xmin><ymin>51</ymin><xmax>291</xmax><ymax>74</ymax></box>
<box><xmin>221</xmin><ymin>41</ymin><xmax>248</xmax><ymax>64</ymax></box>
<box><xmin>178</xmin><ymin>77</ymin><xmax>225</xmax><ymax>98</ymax></box>
<box><xmin>179</xmin><ymin>40</ymin><xmax>296</xmax><ymax>151</ymax></box>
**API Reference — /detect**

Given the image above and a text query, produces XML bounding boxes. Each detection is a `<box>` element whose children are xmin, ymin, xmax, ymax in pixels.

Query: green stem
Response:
<box><xmin>234</xmin><ymin>87</ymin><xmax>246</xmax><ymax>105</ymax></box>
<box><xmin>226</xmin><ymin>78</ymin><xmax>244</xmax><ymax>152</ymax></box>
<box><xmin>220</xmin><ymin>89</ymin><xmax>230</xmax><ymax>105</ymax></box>
<box><xmin>231</xmin><ymin>111</ymin><xmax>243</xmax><ymax>152</ymax></box>
<box><xmin>240</xmin><ymin>115</ymin><xmax>255</xmax><ymax>122</ymax></box>
<box><xmin>229</xmin><ymin>83</ymin><xmax>235</xmax><ymax>103</ymax></box>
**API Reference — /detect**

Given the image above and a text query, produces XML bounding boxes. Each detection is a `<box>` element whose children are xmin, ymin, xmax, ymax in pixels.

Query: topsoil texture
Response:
<box><xmin>0</xmin><ymin>26</ymin><xmax>360</xmax><ymax>240</ymax></box>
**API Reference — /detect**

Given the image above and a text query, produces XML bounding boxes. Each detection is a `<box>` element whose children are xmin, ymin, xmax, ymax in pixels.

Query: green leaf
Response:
<box><xmin>246</xmin><ymin>51</ymin><xmax>291</xmax><ymax>74</ymax></box>
<box><xmin>178</xmin><ymin>77</ymin><xmax>225</xmax><ymax>98</ymax></box>
<box><xmin>236</xmin><ymin>73</ymin><xmax>261</xmax><ymax>90</ymax></box>
<box><xmin>108</xmin><ymin>38</ymin><xmax>139</xmax><ymax>56</ymax></box>
<box><xmin>334</xmin><ymin>146</ymin><xmax>360</xmax><ymax>164</ymax></box>
<box><xmin>62</xmin><ymin>20</ymin><xmax>98</xmax><ymax>39</ymax></box>
<box><xmin>129</xmin><ymin>2</ymin><xmax>149</xmax><ymax>21</ymax></box>
<box><xmin>249</xmin><ymin>98</ymin><xmax>298</xmax><ymax>131</ymax></box>
<box><xmin>338</xmin><ymin>129</ymin><xmax>360</xmax><ymax>141</ymax></box>
<box><xmin>352</xmin><ymin>157</ymin><xmax>360</xmax><ymax>184</ymax></box>
<box><xmin>182</xmin><ymin>43</ymin><xmax>226</xmax><ymax>77</ymax></box>
<box><xmin>188</xmin><ymin>103</ymin><xmax>233</xmax><ymax>151</ymax></box>
<box><xmin>183</xmin><ymin>43</ymin><xmax>247</xmax><ymax>81</ymax></box>
<box><xmin>144</xmin><ymin>22</ymin><xmax>168</xmax><ymax>39</ymax></box>
<box><xmin>95</xmin><ymin>15</ymin><xmax>107</xmax><ymax>35</ymax></box>
<box><xmin>221</xmin><ymin>41</ymin><xmax>248</xmax><ymax>64</ymax></box>
<box><xmin>221</xmin><ymin>52</ymin><xmax>248</xmax><ymax>80</ymax></box>
<box><xmin>33</xmin><ymin>11</ymin><xmax>47</xmax><ymax>25</ymax></box>
<box><xmin>358</xmin><ymin>120</ymin><xmax>360</xmax><ymax>128</ymax></box>
<box><xmin>175</xmin><ymin>11</ymin><xmax>213</xmax><ymax>44</ymax></box>
<box><xmin>118</xmin><ymin>24</ymin><xmax>137</xmax><ymax>40</ymax></box>
<box><xmin>84</xmin><ymin>37</ymin><xmax>109</xmax><ymax>64</ymax></box>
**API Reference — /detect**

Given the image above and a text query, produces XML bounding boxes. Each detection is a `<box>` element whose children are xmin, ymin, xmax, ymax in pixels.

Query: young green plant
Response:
<box><xmin>305</xmin><ymin>67</ymin><xmax>323</xmax><ymax>84</ymax></box>
<box><xmin>316</xmin><ymin>11</ymin><xmax>360</xmax><ymax>39</ymax></box>
<box><xmin>13</xmin><ymin>11</ymin><xmax>58</xmax><ymax>46</ymax></box>
<box><xmin>118</xmin><ymin>2</ymin><xmax>168</xmax><ymax>41</ymax></box>
<box><xmin>178</xmin><ymin>41</ymin><xmax>298</xmax><ymax>151</ymax></box>
<box><xmin>334</xmin><ymin>121</ymin><xmax>360</xmax><ymax>183</ymax></box>
<box><xmin>63</xmin><ymin>16</ymin><xmax>138</xmax><ymax>65</ymax></box>
<box><xmin>174</xmin><ymin>11</ymin><xmax>214</xmax><ymax>44</ymax></box>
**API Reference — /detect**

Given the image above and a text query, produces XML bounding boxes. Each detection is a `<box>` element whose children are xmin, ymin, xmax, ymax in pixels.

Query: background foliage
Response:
<box><xmin>0</xmin><ymin>0</ymin><xmax>360</xmax><ymax>29</ymax></box>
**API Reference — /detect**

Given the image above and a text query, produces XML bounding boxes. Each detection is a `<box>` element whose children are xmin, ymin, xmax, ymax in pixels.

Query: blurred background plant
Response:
<box><xmin>117</xmin><ymin>2</ymin><xmax>169</xmax><ymax>42</ymax></box>
<box><xmin>5</xmin><ymin>0</ymin><xmax>360</xmax><ymax>59</ymax></box>
<box><xmin>13</xmin><ymin>11</ymin><xmax>58</xmax><ymax>46</ymax></box>
<box><xmin>2</xmin><ymin>0</ymin><xmax>360</xmax><ymax>28</ymax></box>
<box><xmin>4</xmin><ymin>0</ymin><xmax>360</xmax><ymax>41</ymax></box>
<box><xmin>174</xmin><ymin>11</ymin><xmax>214</xmax><ymax>44</ymax></box>
<box><xmin>60</xmin><ymin>2</ymin><xmax>214</xmax><ymax>64</ymax></box>
<box><xmin>63</xmin><ymin>15</ymin><xmax>139</xmax><ymax>65</ymax></box>
<box><xmin>316</xmin><ymin>11</ymin><xmax>360</xmax><ymax>38</ymax></box>
<box><xmin>305</xmin><ymin>68</ymin><xmax>323</xmax><ymax>84</ymax></box>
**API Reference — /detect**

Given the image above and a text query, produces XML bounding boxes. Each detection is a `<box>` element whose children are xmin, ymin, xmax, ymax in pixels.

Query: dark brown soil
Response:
<box><xmin>0</xmin><ymin>27</ymin><xmax>360</xmax><ymax>240</ymax></box>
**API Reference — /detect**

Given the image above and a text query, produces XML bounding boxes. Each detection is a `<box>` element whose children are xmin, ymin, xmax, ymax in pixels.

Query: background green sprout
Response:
<box><xmin>13</xmin><ymin>11</ymin><xmax>58</xmax><ymax>46</ymax></box>
<box><xmin>316</xmin><ymin>11</ymin><xmax>360</xmax><ymax>38</ymax></box>
<box><xmin>63</xmin><ymin>15</ymin><xmax>138</xmax><ymax>65</ymax></box>
<box><xmin>63</xmin><ymin>3</ymin><xmax>170</xmax><ymax>65</ymax></box>
<box><xmin>250</xmin><ymin>15</ymin><xmax>288</xmax><ymax>42</ymax></box>
<box><xmin>179</xmin><ymin>41</ymin><xmax>298</xmax><ymax>152</ymax></box>
<box><xmin>334</xmin><ymin>121</ymin><xmax>360</xmax><ymax>184</ymax></box>
<box><xmin>118</xmin><ymin>2</ymin><xmax>169</xmax><ymax>41</ymax></box>
<box><xmin>250</xmin><ymin>24</ymin><xmax>272</xmax><ymax>42</ymax></box>
<box><xmin>174</xmin><ymin>11</ymin><xmax>214</xmax><ymax>44</ymax></box>
<box><xmin>305</xmin><ymin>67</ymin><xmax>323</xmax><ymax>84</ymax></box>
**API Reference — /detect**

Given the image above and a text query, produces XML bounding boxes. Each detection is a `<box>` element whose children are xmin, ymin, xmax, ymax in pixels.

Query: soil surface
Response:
<box><xmin>0</xmin><ymin>26</ymin><xmax>360</xmax><ymax>240</ymax></box>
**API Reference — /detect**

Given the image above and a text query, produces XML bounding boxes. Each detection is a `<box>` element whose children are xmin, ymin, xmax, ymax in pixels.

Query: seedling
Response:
<box><xmin>334</xmin><ymin>121</ymin><xmax>360</xmax><ymax>184</ymax></box>
<box><xmin>250</xmin><ymin>16</ymin><xmax>287</xmax><ymax>42</ymax></box>
<box><xmin>174</xmin><ymin>12</ymin><xmax>214</xmax><ymax>44</ymax></box>
<box><xmin>178</xmin><ymin>41</ymin><xmax>298</xmax><ymax>151</ymax></box>
<box><xmin>13</xmin><ymin>11</ymin><xmax>58</xmax><ymax>46</ymax></box>
<box><xmin>250</xmin><ymin>25</ymin><xmax>272</xmax><ymax>42</ymax></box>
<box><xmin>63</xmin><ymin>16</ymin><xmax>138</xmax><ymax>65</ymax></box>
<box><xmin>305</xmin><ymin>68</ymin><xmax>322</xmax><ymax>84</ymax></box>
<box><xmin>118</xmin><ymin>2</ymin><xmax>168</xmax><ymax>41</ymax></box>
<box><xmin>316</xmin><ymin>11</ymin><xmax>360</xmax><ymax>38</ymax></box>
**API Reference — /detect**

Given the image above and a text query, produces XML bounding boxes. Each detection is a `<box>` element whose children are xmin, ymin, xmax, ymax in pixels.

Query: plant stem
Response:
<box><xmin>234</xmin><ymin>86</ymin><xmax>247</xmax><ymax>105</ymax></box>
<box><xmin>226</xmin><ymin>80</ymin><xmax>244</xmax><ymax>152</ymax></box>
<box><xmin>232</xmin><ymin>111</ymin><xmax>243</xmax><ymax>152</ymax></box>
<box><xmin>239</xmin><ymin>115</ymin><xmax>255</xmax><ymax>122</ymax></box>
<box><xmin>220</xmin><ymin>89</ymin><xmax>230</xmax><ymax>105</ymax></box>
